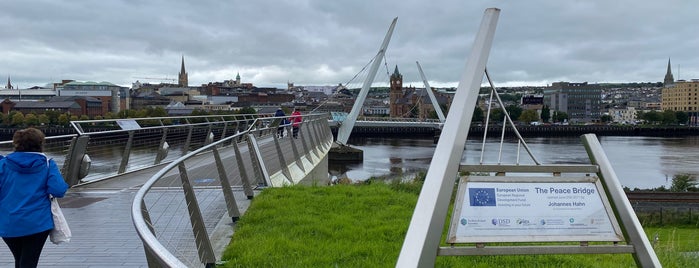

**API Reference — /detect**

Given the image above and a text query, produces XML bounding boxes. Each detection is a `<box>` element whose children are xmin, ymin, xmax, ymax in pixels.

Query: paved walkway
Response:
<box><xmin>0</xmin><ymin>165</ymin><xmax>255</xmax><ymax>268</ymax></box>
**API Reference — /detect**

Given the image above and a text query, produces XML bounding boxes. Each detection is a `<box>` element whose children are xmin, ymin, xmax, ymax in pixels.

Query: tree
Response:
<box><xmin>675</xmin><ymin>111</ymin><xmax>689</xmax><ymax>125</ymax></box>
<box><xmin>541</xmin><ymin>105</ymin><xmax>551</xmax><ymax>122</ymax></box>
<box><xmin>489</xmin><ymin>108</ymin><xmax>504</xmax><ymax>123</ymax></box>
<box><xmin>661</xmin><ymin>110</ymin><xmax>677</xmax><ymax>125</ymax></box>
<box><xmin>642</xmin><ymin>111</ymin><xmax>662</xmax><ymax>124</ymax></box>
<box><xmin>236</xmin><ymin>107</ymin><xmax>257</xmax><ymax>115</ymax></box>
<box><xmin>38</xmin><ymin>114</ymin><xmax>50</xmax><ymax>125</ymax></box>
<box><xmin>505</xmin><ymin>105</ymin><xmax>522</xmax><ymax>122</ymax></box>
<box><xmin>670</xmin><ymin>174</ymin><xmax>697</xmax><ymax>192</ymax></box>
<box><xmin>518</xmin><ymin>109</ymin><xmax>539</xmax><ymax>124</ymax></box>
<box><xmin>472</xmin><ymin>107</ymin><xmax>484</xmax><ymax>123</ymax></box>
<box><xmin>25</xmin><ymin>113</ymin><xmax>39</xmax><ymax>126</ymax></box>
<box><xmin>58</xmin><ymin>114</ymin><xmax>70</xmax><ymax>126</ymax></box>
<box><xmin>45</xmin><ymin>110</ymin><xmax>61</xmax><ymax>125</ymax></box>
<box><xmin>11</xmin><ymin>112</ymin><xmax>25</xmax><ymax>126</ymax></box>
<box><xmin>552</xmin><ymin>111</ymin><xmax>568</xmax><ymax>123</ymax></box>
<box><xmin>600</xmin><ymin>114</ymin><xmax>613</xmax><ymax>123</ymax></box>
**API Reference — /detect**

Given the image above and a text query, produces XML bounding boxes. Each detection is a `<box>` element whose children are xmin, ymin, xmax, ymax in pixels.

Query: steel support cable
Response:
<box><xmin>484</xmin><ymin>68</ymin><xmax>541</xmax><ymax>165</ymax></box>
<box><xmin>311</xmin><ymin>52</ymin><xmax>376</xmax><ymax>113</ymax></box>
<box><xmin>479</xmin><ymin>88</ymin><xmax>495</xmax><ymax>164</ymax></box>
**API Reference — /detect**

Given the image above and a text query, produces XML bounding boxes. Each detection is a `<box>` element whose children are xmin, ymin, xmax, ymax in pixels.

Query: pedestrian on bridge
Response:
<box><xmin>0</xmin><ymin>127</ymin><xmax>69</xmax><ymax>268</ymax></box>
<box><xmin>291</xmin><ymin>109</ymin><xmax>302</xmax><ymax>139</ymax></box>
<box><xmin>275</xmin><ymin>108</ymin><xmax>288</xmax><ymax>138</ymax></box>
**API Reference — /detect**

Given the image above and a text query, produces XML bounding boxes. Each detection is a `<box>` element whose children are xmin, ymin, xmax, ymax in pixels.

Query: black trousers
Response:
<box><xmin>2</xmin><ymin>229</ymin><xmax>51</xmax><ymax>268</ymax></box>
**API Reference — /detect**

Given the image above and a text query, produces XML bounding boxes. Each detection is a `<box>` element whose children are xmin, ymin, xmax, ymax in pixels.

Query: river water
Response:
<box><xmin>330</xmin><ymin>136</ymin><xmax>699</xmax><ymax>190</ymax></box>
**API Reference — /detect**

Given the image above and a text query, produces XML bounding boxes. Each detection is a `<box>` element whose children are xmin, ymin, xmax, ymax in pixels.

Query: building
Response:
<box><xmin>388</xmin><ymin>65</ymin><xmax>448</xmax><ymax>119</ymax></box>
<box><xmin>664</xmin><ymin>58</ymin><xmax>674</xmax><ymax>87</ymax></box>
<box><xmin>521</xmin><ymin>95</ymin><xmax>544</xmax><ymax>110</ymax></box>
<box><xmin>661</xmin><ymin>79</ymin><xmax>699</xmax><ymax>125</ymax></box>
<box><xmin>178</xmin><ymin>56</ymin><xmax>188</xmax><ymax>87</ymax></box>
<box><xmin>0</xmin><ymin>96</ymin><xmax>100</xmax><ymax>117</ymax></box>
<box><xmin>544</xmin><ymin>82</ymin><xmax>602</xmax><ymax>123</ymax></box>
<box><xmin>58</xmin><ymin>81</ymin><xmax>124</xmax><ymax>115</ymax></box>
<box><xmin>6</xmin><ymin>76</ymin><xmax>13</xmax><ymax>89</ymax></box>
<box><xmin>389</xmin><ymin>66</ymin><xmax>404</xmax><ymax>117</ymax></box>
<box><xmin>608</xmin><ymin>107</ymin><xmax>637</xmax><ymax>124</ymax></box>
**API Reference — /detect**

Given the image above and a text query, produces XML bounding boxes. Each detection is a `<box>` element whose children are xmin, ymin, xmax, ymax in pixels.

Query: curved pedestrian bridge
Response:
<box><xmin>0</xmin><ymin>113</ymin><xmax>333</xmax><ymax>267</ymax></box>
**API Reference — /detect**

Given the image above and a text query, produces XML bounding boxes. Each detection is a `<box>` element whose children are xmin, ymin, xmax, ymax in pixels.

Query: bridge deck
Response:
<box><xmin>0</xmin><ymin>131</ymin><xmax>314</xmax><ymax>267</ymax></box>
<box><xmin>0</xmin><ymin>163</ymin><xmax>257</xmax><ymax>268</ymax></box>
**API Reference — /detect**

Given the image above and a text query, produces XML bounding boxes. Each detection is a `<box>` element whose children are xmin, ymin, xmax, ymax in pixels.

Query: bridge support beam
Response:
<box><xmin>397</xmin><ymin>8</ymin><xmax>500</xmax><ymax>267</ymax></box>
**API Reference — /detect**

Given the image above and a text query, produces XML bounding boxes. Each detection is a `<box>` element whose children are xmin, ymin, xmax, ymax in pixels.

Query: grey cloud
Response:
<box><xmin>1</xmin><ymin>0</ymin><xmax>697</xmax><ymax>88</ymax></box>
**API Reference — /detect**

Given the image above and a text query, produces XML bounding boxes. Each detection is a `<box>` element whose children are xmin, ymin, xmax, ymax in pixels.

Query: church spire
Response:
<box><xmin>664</xmin><ymin>58</ymin><xmax>674</xmax><ymax>86</ymax></box>
<box><xmin>178</xmin><ymin>55</ymin><xmax>188</xmax><ymax>87</ymax></box>
<box><xmin>391</xmin><ymin>65</ymin><xmax>402</xmax><ymax>80</ymax></box>
<box><xmin>6</xmin><ymin>76</ymin><xmax>12</xmax><ymax>89</ymax></box>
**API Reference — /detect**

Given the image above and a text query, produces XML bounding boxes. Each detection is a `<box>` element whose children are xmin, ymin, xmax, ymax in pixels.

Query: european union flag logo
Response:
<box><xmin>469</xmin><ymin>188</ymin><xmax>496</xmax><ymax>206</ymax></box>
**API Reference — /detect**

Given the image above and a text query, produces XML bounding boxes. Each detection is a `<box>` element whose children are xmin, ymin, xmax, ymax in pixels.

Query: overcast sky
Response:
<box><xmin>2</xmin><ymin>0</ymin><xmax>697</xmax><ymax>89</ymax></box>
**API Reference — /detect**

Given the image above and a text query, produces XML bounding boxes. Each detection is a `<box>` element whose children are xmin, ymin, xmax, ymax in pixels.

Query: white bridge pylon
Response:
<box><xmin>336</xmin><ymin>19</ymin><xmax>448</xmax><ymax>145</ymax></box>
<box><xmin>336</xmin><ymin>17</ymin><xmax>397</xmax><ymax>146</ymax></box>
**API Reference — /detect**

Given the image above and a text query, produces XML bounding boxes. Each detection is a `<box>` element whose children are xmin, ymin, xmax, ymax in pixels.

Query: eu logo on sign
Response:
<box><xmin>469</xmin><ymin>188</ymin><xmax>496</xmax><ymax>206</ymax></box>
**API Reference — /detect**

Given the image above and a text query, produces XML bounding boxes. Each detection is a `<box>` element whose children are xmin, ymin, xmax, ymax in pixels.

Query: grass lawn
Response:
<box><xmin>220</xmin><ymin>182</ymin><xmax>699</xmax><ymax>267</ymax></box>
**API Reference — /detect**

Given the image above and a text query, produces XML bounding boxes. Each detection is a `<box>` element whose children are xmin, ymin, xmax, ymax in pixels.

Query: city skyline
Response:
<box><xmin>1</xmin><ymin>0</ymin><xmax>698</xmax><ymax>89</ymax></box>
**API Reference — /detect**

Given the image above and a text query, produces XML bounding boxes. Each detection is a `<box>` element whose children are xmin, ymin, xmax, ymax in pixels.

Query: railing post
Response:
<box><xmin>177</xmin><ymin>163</ymin><xmax>216</xmax><ymax>267</ymax></box>
<box><xmin>205</xmin><ymin>125</ymin><xmax>214</xmax><ymax>145</ymax></box>
<box><xmin>272</xmin><ymin>134</ymin><xmax>294</xmax><ymax>184</ymax></box>
<box><xmin>154</xmin><ymin>128</ymin><xmax>168</xmax><ymax>165</ymax></box>
<box><xmin>140</xmin><ymin>201</ymin><xmax>163</xmax><ymax>268</ymax></box>
<box><xmin>220</xmin><ymin>122</ymin><xmax>229</xmax><ymax>143</ymax></box>
<box><xmin>310</xmin><ymin>120</ymin><xmax>323</xmax><ymax>156</ymax></box>
<box><xmin>233</xmin><ymin>140</ymin><xmax>255</xmax><ymax>199</ymax></box>
<box><xmin>212</xmin><ymin>147</ymin><xmax>241</xmax><ymax>222</ymax></box>
<box><xmin>289</xmin><ymin>130</ymin><xmax>305</xmax><ymax>173</ymax></box>
<box><xmin>61</xmin><ymin>135</ymin><xmax>91</xmax><ymax>186</ymax></box>
<box><xmin>182</xmin><ymin>125</ymin><xmax>193</xmax><ymax>156</ymax></box>
<box><xmin>299</xmin><ymin>122</ymin><xmax>315</xmax><ymax>160</ymax></box>
<box><xmin>247</xmin><ymin>134</ymin><xmax>271</xmax><ymax>186</ymax></box>
<box><xmin>118</xmin><ymin>131</ymin><xmax>135</xmax><ymax>174</ymax></box>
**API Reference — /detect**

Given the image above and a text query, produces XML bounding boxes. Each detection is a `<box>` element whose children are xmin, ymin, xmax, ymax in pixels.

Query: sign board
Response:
<box><xmin>447</xmin><ymin>176</ymin><xmax>623</xmax><ymax>243</ymax></box>
<box><xmin>117</xmin><ymin>119</ymin><xmax>141</xmax><ymax>130</ymax></box>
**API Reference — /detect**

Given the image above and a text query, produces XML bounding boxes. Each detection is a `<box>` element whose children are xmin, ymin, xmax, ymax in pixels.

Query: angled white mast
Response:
<box><xmin>397</xmin><ymin>8</ymin><xmax>500</xmax><ymax>267</ymax></box>
<box><xmin>416</xmin><ymin>61</ymin><xmax>446</xmax><ymax>123</ymax></box>
<box><xmin>336</xmin><ymin>17</ymin><xmax>398</xmax><ymax>145</ymax></box>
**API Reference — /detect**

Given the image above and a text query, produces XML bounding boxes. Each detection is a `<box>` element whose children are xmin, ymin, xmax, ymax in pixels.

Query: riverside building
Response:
<box><xmin>544</xmin><ymin>82</ymin><xmax>602</xmax><ymax>123</ymax></box>
<box><xmin>661</xmin><ymin>79</ymin><xmax>699</xmax><ymax>125</ymax></box>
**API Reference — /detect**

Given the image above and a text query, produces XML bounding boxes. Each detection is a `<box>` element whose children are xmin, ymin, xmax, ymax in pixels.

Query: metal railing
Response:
<box><xmin>131</xmin><ymin>113</ymin><xmax>333</xmax><ymax>267</ymax></box>
<box><xmin>0</xmin><ymin>134</ymin><xmax>78</xmax><ymax>170</ymax></box>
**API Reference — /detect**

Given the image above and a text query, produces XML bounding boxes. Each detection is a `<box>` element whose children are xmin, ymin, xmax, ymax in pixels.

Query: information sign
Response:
<box><xmin>117</xmin><ymin>119</ymin><xmax>141</xmax><ymax>130</ymax></box>
<box><xmin>447</xmin><ymin>176</ymin><xmax>623</xmax><ymax>243</ymax></box>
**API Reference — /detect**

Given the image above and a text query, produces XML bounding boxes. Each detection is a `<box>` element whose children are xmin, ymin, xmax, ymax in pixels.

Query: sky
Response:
<box><xmin>1</xmin><ymin>0</ymin><xmax>698</xmax><ymax>89</ymax></box>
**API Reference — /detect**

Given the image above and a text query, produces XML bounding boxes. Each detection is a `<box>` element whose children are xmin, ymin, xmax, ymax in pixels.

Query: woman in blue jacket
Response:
<box><xmin>0</xmin><ymin>128</ymin><xmax>69</xmax><ymax>268</ymax></box>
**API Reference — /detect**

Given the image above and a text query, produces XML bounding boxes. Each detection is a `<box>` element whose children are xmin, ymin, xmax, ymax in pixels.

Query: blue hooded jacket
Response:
<box><xmin>0</xmin><ymin>152</ymin><xmax>69</xmax><ymax>237</ymax></box>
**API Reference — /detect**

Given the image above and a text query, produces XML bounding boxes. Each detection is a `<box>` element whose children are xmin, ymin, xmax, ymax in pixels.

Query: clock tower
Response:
<box><xmin>389</xmin><ymin>65</ymin><xmax>403</xmax><ymax>117</ymax></box>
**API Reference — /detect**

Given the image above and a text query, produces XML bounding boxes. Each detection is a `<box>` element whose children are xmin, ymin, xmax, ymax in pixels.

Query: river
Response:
<box><xmin>330</xmin><ymin>135</ymin><xmax>699</xmax><ymax>190</ymax></box>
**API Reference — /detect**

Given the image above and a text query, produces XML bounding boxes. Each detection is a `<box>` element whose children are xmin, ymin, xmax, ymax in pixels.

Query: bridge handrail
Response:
<box><xmin>131</xmin><ymin>113</ymin><xmax>331</xmax><ymax>267</ymax></box>
<box><xmin>69</xmin><ymin>113</ymin><xmax>273</xmax><ymax>136</ymax></box>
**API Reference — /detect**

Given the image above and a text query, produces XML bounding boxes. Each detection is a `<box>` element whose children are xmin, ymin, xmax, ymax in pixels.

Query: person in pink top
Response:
<box><xmin>290</xmin><ymin>109</ymin><xmax>302</xmax><ymax>139</ymax></box>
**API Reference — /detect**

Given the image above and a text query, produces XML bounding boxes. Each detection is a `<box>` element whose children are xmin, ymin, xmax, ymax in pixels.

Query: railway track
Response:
<box><xmin>626</xmin><ymin>192</ymin><xmax>699</xmax><ymax>203</ymax></box>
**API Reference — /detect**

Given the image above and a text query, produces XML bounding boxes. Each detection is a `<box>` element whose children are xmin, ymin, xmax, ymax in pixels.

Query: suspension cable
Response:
<box><xmin>484</xmin><ymin>68</ymin><xmax>541</xmax><ymax>165</ymax></box>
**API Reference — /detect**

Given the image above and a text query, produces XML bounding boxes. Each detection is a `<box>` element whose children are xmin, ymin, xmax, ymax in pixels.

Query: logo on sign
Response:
<box><xmin>469</xmin><ymin>188</ymin><xmax>496</xmax><ymax>206</ymax></box>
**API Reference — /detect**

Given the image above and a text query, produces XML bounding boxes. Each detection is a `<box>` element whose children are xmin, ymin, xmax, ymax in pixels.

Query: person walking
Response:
<box><xmin>291</xmin><ymin>109</ymin><xmax>302</xmax><ymax>139</ymax></box>
<box><xmin>275</xmin><ymin>108</ymin><xmax>287</xmax><ymax>138</ymax></box>
<box><xmin>0</xmin><ymin>127</ymin><xmax>69</xmax><ymax>268</ymax></box>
